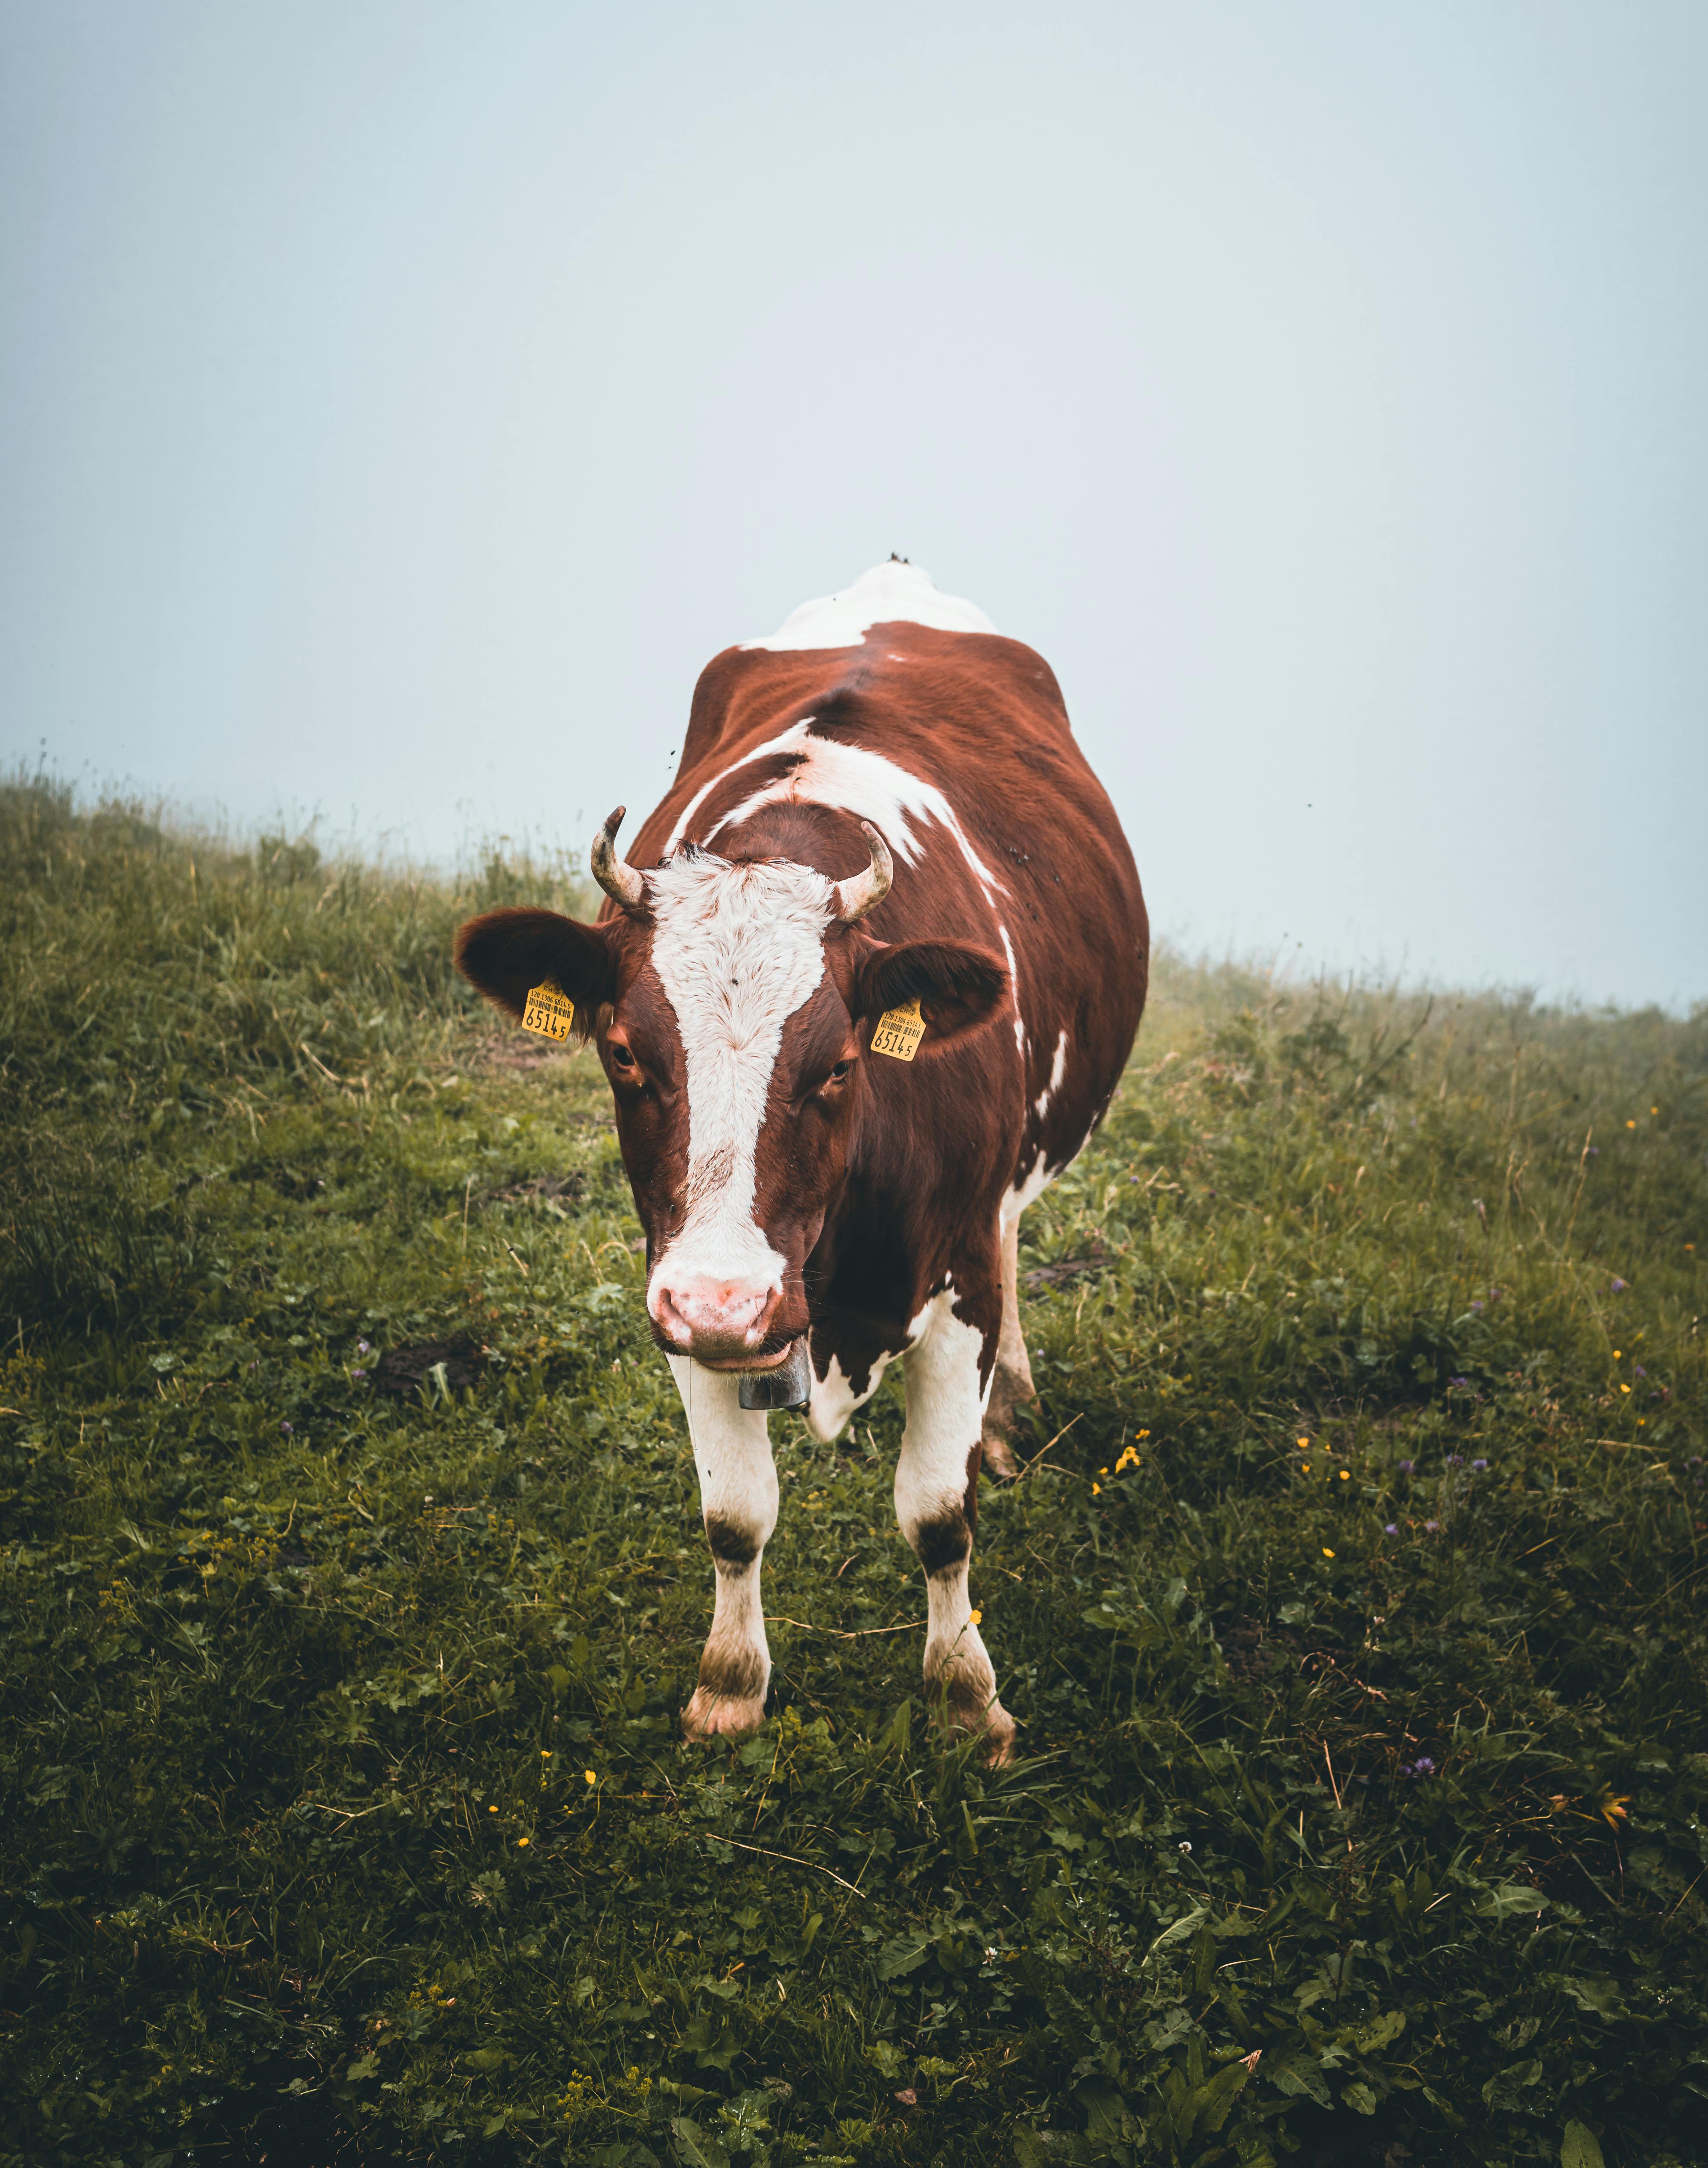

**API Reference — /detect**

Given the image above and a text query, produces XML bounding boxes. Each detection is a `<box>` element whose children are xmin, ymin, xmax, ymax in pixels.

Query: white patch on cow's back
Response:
<box><xmin>646</xmin><ymin>853</ymin><xmax>834</xmax><ymax>1302</ymax></box>
<box><xmin>1034</xmin><ymin>1028</ymin><xmax>1069</xmax><ymax>1120</ymax></box>
<box><xmin>696</xmin><ymin>726</ymin><xmax>1006</xmax><ymax>903</ymax></box>
<box><xmin>743</xmin><ymin>561</ymin><xmax>996</xmax><ymax>652</ymax></box>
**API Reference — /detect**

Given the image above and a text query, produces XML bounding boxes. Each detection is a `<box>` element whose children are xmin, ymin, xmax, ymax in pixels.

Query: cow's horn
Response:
<box><xmin>831</xmin><ymin>821</ymin><xmax>893</xmax><ymax>923</ymax></box>
<box><xmin>591</xmin><ymin>806</ymin><xmax>646</xmax><ymax>912</ymax></box>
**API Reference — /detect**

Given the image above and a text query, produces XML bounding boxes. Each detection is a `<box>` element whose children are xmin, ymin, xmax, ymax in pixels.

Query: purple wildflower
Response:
<box><xmin>1424</xmin><ymin>1519</ymin><xmax>1440</xmax><ymax>1532</ymax></box>
<box><xmin>351</xmin><ymin>1368</ymin><xmax>366</xmax><ymax>1380</ymax></box>
<box><xmin>1634</xmin><ymin>1364</ymin><xmax>1647</xmax><ymax>1377</ymax></box>
<box><xmin>1398</xmin><ymin>1458</ymin><xmax>1415</xmax><ymax>1475</ymax></box>
<box><xmin>1399</xmin><ymin>1756</ymin><xmax>1437</xmax><ymax>1780</ymax></box>
<box><xmin>1384</xmin><ymin>1522</ymin><xmax>1399</xmax><ymax>1536</ymax></box>
<box><xmin>1611</xmin><ymin>1277</ymin><xmax>1628</xmax><ymax>1292</ymax></box>
<box><xmin>1450</xmin><ymin>1377</ymin><xmax>1470</xmax><ymax>1390</ymax></box>
<box><xmin>1471</xmin><ymin>1458</ymin><xmax>1488</xmax><ymax>1471</ymax></box>
<box><xmin>1447</xmin><ymin>1453</ymin><xmax>1464</xmax><ymax>1467</ymax></box>
<box><xmin>280</xmin><ymin>1420</ymin><xmax>292</xmax><ymax>1434</ymax></box>
<box><xmin>1470</xmin><ymin>1300</ymin><xmax>1484</xmax><ymax>1313</ymax></box>
<box><xmin>357</xmin><ymin>1338</ymin><xmax>371</xmax><ymax>1354</ymax></box>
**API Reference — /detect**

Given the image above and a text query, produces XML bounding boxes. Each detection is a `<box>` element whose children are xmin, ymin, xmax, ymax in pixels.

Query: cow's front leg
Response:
<box><xmin>668</xmin><ymin>1358</ymin><xmax>778</xmax><ymax>1741</ymax></box>
<box><xmin>896</xmin><ymin>1290</ymin><xmax>1016</xmax><ymax>1762</ymax></box>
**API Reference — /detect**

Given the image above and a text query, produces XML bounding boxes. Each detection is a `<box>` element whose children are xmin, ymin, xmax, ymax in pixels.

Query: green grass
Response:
<box><xmin>3</xmin><ymin>774</ymin><xmax>1706</xmax><ymax>2168</ymax></box>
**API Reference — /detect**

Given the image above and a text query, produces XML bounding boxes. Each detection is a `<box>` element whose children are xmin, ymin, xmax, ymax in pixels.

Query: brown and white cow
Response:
<box><xmin>456</xmin><ymin>561</ymin><xmax>1146</xmax><ymax>1758</ymax></box>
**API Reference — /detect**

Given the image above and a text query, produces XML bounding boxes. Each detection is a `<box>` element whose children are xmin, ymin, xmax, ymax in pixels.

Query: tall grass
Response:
<box><xmin>1</xmin><ymin>780</ymin><xmax>1705</xmax><ymax>2168</ymax></box>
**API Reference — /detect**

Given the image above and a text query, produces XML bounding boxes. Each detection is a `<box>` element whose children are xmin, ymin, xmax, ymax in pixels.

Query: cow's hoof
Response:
<box><xmin>682</xmin><ymin>1687</ymin><xmax>766</xmax><ymax>1742</ymax></box>
<box><xmin>980</xmin><ymin>1701</ymin><xmax>1018</xmax><ymax>1766</ymax></box>
<box><xmin>939</xmin><ymin>1693</ymin><xmax>1017</xmax><ymax>1765</ymax></box>
<box><xmin>979</xmin><ymin>1429</ymin><xmax>1023</xmax><ymax>1481</ymax></box>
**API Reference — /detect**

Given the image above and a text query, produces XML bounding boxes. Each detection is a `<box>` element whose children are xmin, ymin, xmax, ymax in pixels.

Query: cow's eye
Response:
<box><xmin>609</xmin><ymin>1041</ymin><xmax>637</xmax><ymax>1073</ymax></box>
<box><xmin>826</xmin><ymin>1058</ymin><xmax>853</xmax><ymax>1084</ymax></box>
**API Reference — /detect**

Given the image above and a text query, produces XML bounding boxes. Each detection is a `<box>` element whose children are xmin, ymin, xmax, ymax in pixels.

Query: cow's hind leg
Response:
<box><xmin>897</xmin><ymin>1291</ymin><xmax>1016</xmax><ymax>1762</ymax></box>
<box><xmin>668</xmin><ymin>1358</ymin><xmax>777</xmax><ymax>1741</ymax></box>
<box><xmin>980</xmin><ymin>1215</ymin><xmax>1034</xmax><ymax>1480</ymax></box>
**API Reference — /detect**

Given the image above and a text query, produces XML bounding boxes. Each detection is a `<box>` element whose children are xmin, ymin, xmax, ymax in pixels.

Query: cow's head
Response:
<box><xmin>455</xmin><ymin>809</ymin><xmax>1006</xmax><ymax>1371</ymax></box>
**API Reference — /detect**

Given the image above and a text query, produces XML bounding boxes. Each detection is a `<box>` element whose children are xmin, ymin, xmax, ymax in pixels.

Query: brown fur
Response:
<box><xmin>455</xmin><ymin>608</ymin><xmax>1147</xmax><ymax>1747</ymax></box>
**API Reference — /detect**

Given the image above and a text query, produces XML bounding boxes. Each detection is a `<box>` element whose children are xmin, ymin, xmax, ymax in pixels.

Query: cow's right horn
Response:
<box><xmin>591</xmin><ymin>806</ymin><xmax>646</xmax><ymax>912</ymax></box>
<box><xmin>831</xmin><ymin>821</ymin><xmax>893</xmax><ymax>923</ymax></box>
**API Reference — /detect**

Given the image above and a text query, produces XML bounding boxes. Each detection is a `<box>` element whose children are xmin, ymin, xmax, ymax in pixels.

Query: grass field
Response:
<box><xmin>3</xmin><ymin>775</ymin><xmax>1706</xmax><ymax>2168</ymax></box>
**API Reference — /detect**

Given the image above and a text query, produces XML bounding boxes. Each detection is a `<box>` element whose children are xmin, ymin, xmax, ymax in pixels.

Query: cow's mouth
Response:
<box><xmin>684</xmin><ymin>1338</ymin><xmax>798</xmax><ymax>1374</ymax></box>
<box><xmin>646</xmin><ymin>1314</ymin><xmax>806</xmax><ymax>1370</ymax></box>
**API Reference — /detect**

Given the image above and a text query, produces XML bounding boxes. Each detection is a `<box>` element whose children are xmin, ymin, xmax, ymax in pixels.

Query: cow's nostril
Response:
<box><xmin>655</xmin><ymin>1279</ymin><xmax>777</xmax><ymax>1348</ymax></box>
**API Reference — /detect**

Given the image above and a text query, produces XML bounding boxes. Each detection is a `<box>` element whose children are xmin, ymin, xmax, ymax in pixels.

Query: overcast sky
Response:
<box><xmin>3</xmin><ymin>3</ymin><xmax>1702</xmax><ymax>1006</ymax></box>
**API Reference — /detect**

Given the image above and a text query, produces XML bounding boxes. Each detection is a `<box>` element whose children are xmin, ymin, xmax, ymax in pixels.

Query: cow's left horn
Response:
<box><xmin>831</xmin><ymin>821</ymin><xmax>893</xmax><ymax>923</ymax></box>
<box><xmin>591</xmin><ymin>805</ymin><xmax>646</xmax><ymax>912</ymax></box>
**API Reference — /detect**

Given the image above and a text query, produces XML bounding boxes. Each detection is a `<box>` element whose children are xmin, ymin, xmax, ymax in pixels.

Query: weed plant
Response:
<box><xmin>2</xmin><ymin>778</ymin><xmax>1705</xmax><ymax>2168</ymax></box>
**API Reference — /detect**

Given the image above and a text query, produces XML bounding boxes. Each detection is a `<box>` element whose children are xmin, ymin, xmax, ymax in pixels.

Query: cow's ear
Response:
<box><xmin>851</xmin><ymin>939</ymin><xmax>1008</xmax><ymax>1054</ymax></box>
<box><xmin>454</xmin><ymin>908</ymin><xmax>615</xmax><ymax>1035</ymax></box>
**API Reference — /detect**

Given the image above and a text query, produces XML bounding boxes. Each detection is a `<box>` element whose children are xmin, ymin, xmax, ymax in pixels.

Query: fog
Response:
<box><xmin>3</xmin><ymin>2</ymin><xmax>1702</xmax><ymax>1004</ymax></box>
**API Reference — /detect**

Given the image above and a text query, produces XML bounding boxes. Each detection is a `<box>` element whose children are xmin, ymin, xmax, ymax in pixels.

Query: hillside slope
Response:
<box><xmin>3</xmin><ymin>780</ymin><xmax>1705</xmax><ymax>2168</ymax></box>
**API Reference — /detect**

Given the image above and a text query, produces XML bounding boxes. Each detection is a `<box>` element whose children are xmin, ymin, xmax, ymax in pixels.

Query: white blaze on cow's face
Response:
<box><xmin>644</xmin><ymin>852</ymin><xmax>838</xmax><ymax>1359</ymax></box>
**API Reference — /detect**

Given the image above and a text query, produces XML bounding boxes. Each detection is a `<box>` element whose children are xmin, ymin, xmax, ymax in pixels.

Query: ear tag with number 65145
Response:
<box><xmin>870</xmin><ymin>996</ymin><xmax>926</xmax><ymax>1062</ymax></box>
<box><xmin>521</xmin><ymin>982</ymin><xmax>574</xmax><ymax>1042</ymax></box>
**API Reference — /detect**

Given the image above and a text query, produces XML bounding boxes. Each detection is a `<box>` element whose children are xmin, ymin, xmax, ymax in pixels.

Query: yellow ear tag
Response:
<box><xmin>521</xmin><ymin>982</ymin><xmax>574</xmax><ymax>1042</ymax></box>
<box><xmin>871</xmin><ymin>995</ymin><xmax>926</xmax><ymax>1062</ymax></box>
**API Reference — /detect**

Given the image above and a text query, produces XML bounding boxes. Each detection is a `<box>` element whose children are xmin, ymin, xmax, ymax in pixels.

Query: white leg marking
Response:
<box><xmin>895</xmin><ymin>1289</ymin><xmax>1014</xmax><ymax>1756</ymax></box>
<box><xmin>669</xmin><ymin>1355</ymin><xmax>778</xmax><ymax>1738</ymax></box>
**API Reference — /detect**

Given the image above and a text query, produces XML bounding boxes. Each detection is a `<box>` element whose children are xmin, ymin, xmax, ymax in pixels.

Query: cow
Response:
<box><xmin>455</xmin><ymin>560</ymin><xmax>1147</xmax><ymax>1759</ymax></box>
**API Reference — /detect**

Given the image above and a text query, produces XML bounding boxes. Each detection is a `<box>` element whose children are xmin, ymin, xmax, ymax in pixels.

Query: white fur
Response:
<box><xmin>806</xmin><ymin>1347</ymin><xmax>891</xmax><ymax>1445</ymax></box>
<box><xmin>896</xmin><ymin>1285</ymin><xmax>1008</xmax><ymax>1735</ymax></box>
<box><xmin>995</xmin><ymin>918</ymin><xmax>1024</xmax><ymax>1058</ymax></box>
<box><xmin>743</xmin><ymin>560</ymin><xmax>996</xmax><ymax>652</ymax></box>
<box><xmin>669</xmin><ymin>1355</ymin><xmax>777</xmax><ymax>1702</ymax></box>
<box><xmin>646</xmin><ymin>853</ymin><xmax>834</xmax><ymax>1310</ymax></box>
<box><xmin>1003</xmin><ymin>1149</ymin><xmax>1061</xmax><ymax>1230</ymax></box>
<box><xmin>665</xmin><ymin>717</ymin><xmax>1006</xmax><ymax>911</ymax></box>
<box><xmin>1034</xmin><ymin>1028</ymin><xmax>1069</xmax><ymax>1120</ymax></box>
